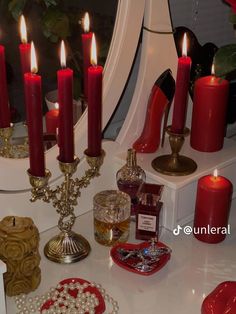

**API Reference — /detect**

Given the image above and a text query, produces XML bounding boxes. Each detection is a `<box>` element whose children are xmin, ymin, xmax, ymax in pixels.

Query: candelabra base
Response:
<box><xmin>44</xmin><ymin>231</ymin><xmax>91</xmax><ymax>264</ymax></box>
<box><xmin>152</xmin><ymin>154</ymin><xmax>197</xmax><ymax>176</ymax></box>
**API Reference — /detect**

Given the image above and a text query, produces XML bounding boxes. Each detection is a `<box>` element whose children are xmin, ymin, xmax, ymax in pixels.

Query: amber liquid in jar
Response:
<box><xmin>94</xmin><ymin>217</ymin><xmax>130</xmax><ymax>246</ymax></box>
<box><xmin>93</xmin><ymin>190</ymin><xmax>131</xmax><ymax>246</ymax></box>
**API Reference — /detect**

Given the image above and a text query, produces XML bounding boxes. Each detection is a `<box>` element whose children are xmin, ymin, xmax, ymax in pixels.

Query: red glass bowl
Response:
<box><xmin>202</xmin><ymin>281</ymin><xmax>236</xmax><ymax>314</ymax></box>
<box><xmin>110</xmin><ymin>241</ymin><xmax>171</xmax><ymax>276</ymax></box>
<box><xmin>41</xmin><ymin>278</ymin><xmax>106</xmax><ymax>314</ymax></box>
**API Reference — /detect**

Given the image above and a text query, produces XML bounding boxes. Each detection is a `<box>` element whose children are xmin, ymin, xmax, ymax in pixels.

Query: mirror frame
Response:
<box><xmin>0</xmin><ymin>0</ymin><xmax>145</xmax><ymax>191</ymax></box>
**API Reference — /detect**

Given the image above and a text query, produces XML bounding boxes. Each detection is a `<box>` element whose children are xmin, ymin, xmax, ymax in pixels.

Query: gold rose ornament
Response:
<box><xmin>0</xmin><ymin>216</ymin><xmax>41</xmax><ymax>296</ymax></box>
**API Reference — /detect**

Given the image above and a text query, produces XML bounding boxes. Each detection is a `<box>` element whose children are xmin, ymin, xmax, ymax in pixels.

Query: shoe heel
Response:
<box><xmin>161</xmin><ymin>101</ymin><xmax>172</xmax><ymax>148</ymax></box>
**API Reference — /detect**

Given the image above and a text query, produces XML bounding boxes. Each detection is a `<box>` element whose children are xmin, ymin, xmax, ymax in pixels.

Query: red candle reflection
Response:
<box><xmin>19</xmin><ymin>15</ymin><xmax>31</xmax><ymax>76</ymax></box>
<box><xmin>82</xmin><ymin>12</ymin><xmax>93</xmax><ymax>100</ymax></box>
<box><xmin>45</xmin><ymin>102</ymin><xmax>59</xmax><ymax>135</ymax></box>
<box><xmin>0</xmin><ymin>43</ymin><xmax>10</xmax><ymax>128</ymax></box>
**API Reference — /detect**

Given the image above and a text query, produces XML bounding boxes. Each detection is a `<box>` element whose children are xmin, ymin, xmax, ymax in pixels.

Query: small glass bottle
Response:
<box><xmin>116</xmin><ymin>148</ymin><xmax>146</xmax><ymax>216</ymax></box>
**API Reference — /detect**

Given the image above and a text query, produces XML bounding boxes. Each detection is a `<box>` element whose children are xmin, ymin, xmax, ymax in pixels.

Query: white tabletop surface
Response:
<box><xmin>6</xmin><ymin>201</ymin><xmax>236</xmax><ymax>314</ymax></box>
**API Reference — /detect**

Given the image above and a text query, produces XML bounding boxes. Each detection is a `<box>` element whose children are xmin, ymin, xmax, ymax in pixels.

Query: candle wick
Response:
<box><xmin>31</xmin><ymin>68</ymin><xmax>37</xmax><ymax>75</ymax></box>
<box><xmin>13</xmin><ymin>217</ymin><xmax>15</xmax><ymax>227</ymax></box>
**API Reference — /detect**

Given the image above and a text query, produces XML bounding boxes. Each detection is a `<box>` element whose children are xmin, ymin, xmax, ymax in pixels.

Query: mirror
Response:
<box><xmin>0</xmin><ymin>0</ymin><xmax>146</xmax><ymax>190</ymax></box>
<box><xmin>0</xmin><ymin>0</ymin><xmax>118</xmax><ymax>152</ymax></box>
<box><xmin>168</xmin><ymin>0</ymin><xmax>236</xmax><ymax>119</ymax></box>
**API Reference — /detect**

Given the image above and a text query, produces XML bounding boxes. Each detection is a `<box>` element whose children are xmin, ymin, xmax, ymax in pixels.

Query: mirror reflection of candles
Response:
<box><xmin>0</xmin><ymin>1</ymin><xmax>118</xmax><ymax>156</ymax></box>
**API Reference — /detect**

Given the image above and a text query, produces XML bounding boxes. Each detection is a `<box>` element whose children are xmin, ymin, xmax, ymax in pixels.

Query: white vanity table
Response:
<box><xmin>5</xmin><ymin>201</ymin><xmax>236</xmax><ymax>314</ymax></box>
<box><xmin>1</xmin><ymin>0</ymin><xmax>236</xmax><ymax>313</ymax></box>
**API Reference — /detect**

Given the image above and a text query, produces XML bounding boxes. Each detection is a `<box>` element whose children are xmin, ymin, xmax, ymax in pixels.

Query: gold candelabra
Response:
<box><xmin>0</xmin><ymin>124</ymin><xmax>28</xmax><ymax>158</ymax></box>
<box><xmin>152</xmin><ymin>126</ymin><xmax>197</xmax><ymax>176</ymax></box>
<box><xmin>27</xmin><ymin>149</ymin><xmax>105</xmax><ymax>264</ymax></box>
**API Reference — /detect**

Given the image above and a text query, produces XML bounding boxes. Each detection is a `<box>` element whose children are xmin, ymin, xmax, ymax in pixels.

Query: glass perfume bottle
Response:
<box><xmin>135</xmin><ymin>193</ymin><xmax>163</xmax><ymax>241</ymax></box>
<box><xmin>116</xmin><ymin>148</ymin><xmax>146</xmax><ymax>216</ymax></box>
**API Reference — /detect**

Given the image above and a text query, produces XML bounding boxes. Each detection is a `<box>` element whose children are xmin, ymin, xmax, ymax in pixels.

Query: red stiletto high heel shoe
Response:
<box><xmin>133</xmin><ymin>69</ymin><xmax>175</xmax><ymax>153</ymax></box>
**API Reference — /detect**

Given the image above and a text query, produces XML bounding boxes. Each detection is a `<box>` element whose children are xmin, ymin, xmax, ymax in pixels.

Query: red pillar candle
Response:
<box><xmin>87</xmin><ymin>34</ymin><xmax>103</xmax><ymax>157</ymax></box>
<box><xmin>24</xmin><ymin>42</ymin><xmax>45</xmax><ymax>177</ymax></box>
<box><xmin>0</xmin><ymin>45</ymin><xmax>10</xmax><ymax>128</ymax></box>
<box><xmin>82</xmin><ymin>12</ymin><xmax>93</xmax><ymax>100</ymax></box>
<box><xmin>171</xmin><ymin>33</ymin><xmax>191</xmax><ymax>133</ymax></box>
<box><xmin>190</xmin><ymin>69</ymin><xmax>229</xmax><ymax>152</ymax></box>
<box><xmin>45</xmin><ymin>103</ymin><xmax>59</xmax><ymax>134</ymax></box>
<box><xmin>19</xmin><ymin>15</ymin><xmax>30</xmax><ymax>76</ymax></box>
<box><xmin>193</xmin><ymin>170</ymin><xmax>232</xmax><ymax>243</ymax></box>
<box><xmin>57</xmin><ymin>40</ymin><xmax>74</xmax><ymax>163</ymax></box>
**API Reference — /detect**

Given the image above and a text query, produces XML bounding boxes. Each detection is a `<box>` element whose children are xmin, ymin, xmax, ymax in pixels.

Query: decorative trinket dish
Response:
<box><xmin>110</xmin><ymin>240</ymin><xmax>171</xmax><ymax>276</ymax></box>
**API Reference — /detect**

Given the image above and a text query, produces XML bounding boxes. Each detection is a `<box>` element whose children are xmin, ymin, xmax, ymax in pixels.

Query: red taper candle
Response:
<box><xmin>87</xmin><ymin>33</ymin><xmax>102</xmax><ymax>157</ymax></box>
<box><xmin>19</xmin><ymin>15</ymin><xmax>30</xmax><ymax>77</ymax></box>
<box><xmin>24</xmin><ymin>42</ymin><xmax>45</xmax><ymax>176</ymax></box>
<box><xmin>57</xmin><ymin>40</ymin><xmax>74</xmax><ymax>162</ymax></box>
<box><xmin>190</xmin><ymin>67</ymin><xmax>229</xmax><ymax>152</ymax></box>
<box><xmin>0</xmin><ymin>44</ymin><xmax>10</xmax><ymax>128</ymax></box>
<box><xmin>193</xmin><ymin>170</ymin><xmax>232</xmax><ymax>243</ymax></box>
<box><xmin>171</xmin><ymin>33</ymin><xmax>191</xmax><ymax>133</ymax></box>
<box><xmin>82</xmin><ymin>12</ymin><xmax>92</xmax><ymax>100</ymax></box>
<box><xmin>45</xmin><ymin>103</ymin><xmax>59</xmax><ymax>135</ymax></box>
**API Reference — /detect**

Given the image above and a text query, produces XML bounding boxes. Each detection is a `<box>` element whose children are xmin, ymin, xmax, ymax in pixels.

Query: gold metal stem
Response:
<box><xmin>152</xmin><ymin>126</ymin><xmax>197</xmax><ymax>176</ymax></box>
<box><xmin>27</xmin><ymin>150</ymin><xmax>105</xmax><ymax>263</ymax></box>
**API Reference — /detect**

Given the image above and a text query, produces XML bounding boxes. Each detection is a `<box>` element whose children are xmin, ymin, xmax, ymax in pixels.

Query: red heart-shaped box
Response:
<box><xmin>110</xmin><ymin>241</ymin><xmax>171</xmax><ymax>276</ymax></box>
<box><xmin>202</xmin><ymin>281</ymin><xmax>236</xmax><ymax>314</ymax></box>
<box><xmin>41</xmin><ymin>278</ymin><xmax>106</xmax><ymax>314</ymax></box>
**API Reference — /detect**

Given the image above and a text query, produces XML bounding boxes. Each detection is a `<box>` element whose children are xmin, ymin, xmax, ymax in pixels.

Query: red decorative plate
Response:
<box><xmin>41</xmin><ymin>278</ymin><xmax>106</xmax><ymax>313</ymax></box>
<box><xmin>110</xmin><ymin>241</ymin><xmax>171</xmax><ymax>276</ymax></box>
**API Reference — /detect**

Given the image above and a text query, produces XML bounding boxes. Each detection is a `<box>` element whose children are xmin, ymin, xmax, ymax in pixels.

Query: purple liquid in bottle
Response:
<box><xmin>117</xmin><ymin>180</ymin><xmax>142</xmax><ymax>215</ymax></box>
<box><xmin>117</xmin><ymin>180</ymin><xmax>141</xmax><ymax>199</ymax></box>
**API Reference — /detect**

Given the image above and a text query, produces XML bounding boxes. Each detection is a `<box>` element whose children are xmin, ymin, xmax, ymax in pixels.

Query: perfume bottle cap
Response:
<box><xmin>126</xmin><ymin>148</ymin><xmax>137</xmax><ymax>167</ymax></box>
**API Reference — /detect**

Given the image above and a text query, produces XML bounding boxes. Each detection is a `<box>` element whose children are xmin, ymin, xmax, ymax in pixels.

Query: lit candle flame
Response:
<box><xmin>91</xmin><ymin>33</ymin><xmax>97</xmax><ymax>66</ymax></box>
<box><xmin>211</xmin><ymin>64</ymin><xmax>215</xmax><ymax>76</ymax></box>
<box><xmin>55</xmin><ymin>102</ymin><xmax>59</xmax><ymax>110</ymax></box>
<box><xmin>213</xmin><ymin>169</ymin><xmax>218</xmax><ymax>178</ymax></box>
<box><xmin>20</xmin><ymin>15</ymin><xmax>27</xmax><ymax>44</ymax></box>
<box><xmin>182</xmin><ymin>33</ymin><xmax>188</xmax><ymax>57</ymax></box>
<box><xmin>30</xmin><ymin>42</ymin><xmax>38</xmax><ymax>74</ymax></box>
<box><xmin>83</xmin><ymin>12</ymin><xmax>90</xmax><ymax>33</ymax></box>
<box><xmin>60</xmin><ymin>40</ymin><xmax>66</xmax><ymax>68</ymax></box>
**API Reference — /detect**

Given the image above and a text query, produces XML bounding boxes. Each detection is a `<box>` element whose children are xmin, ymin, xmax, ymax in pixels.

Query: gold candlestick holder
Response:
<box><xmin>27</xmin><ymin>149</ymin><xmax>105</xmax><ymax>264</ymax></box>
<box><xmin>152</xmin><ymin>126</ymin><xmax>197</xmax><ymax>176</ymax></box>
<box><xmin>0</xmin><ymin>124</ymin><xmax>29</xmax><ymax>158</ymax></box>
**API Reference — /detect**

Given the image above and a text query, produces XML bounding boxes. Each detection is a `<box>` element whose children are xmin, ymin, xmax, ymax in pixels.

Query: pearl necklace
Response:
<box><xmin>14</xmin><ymin>281</ymin><xmax>119</xmax><ymax>314</ymax></box>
